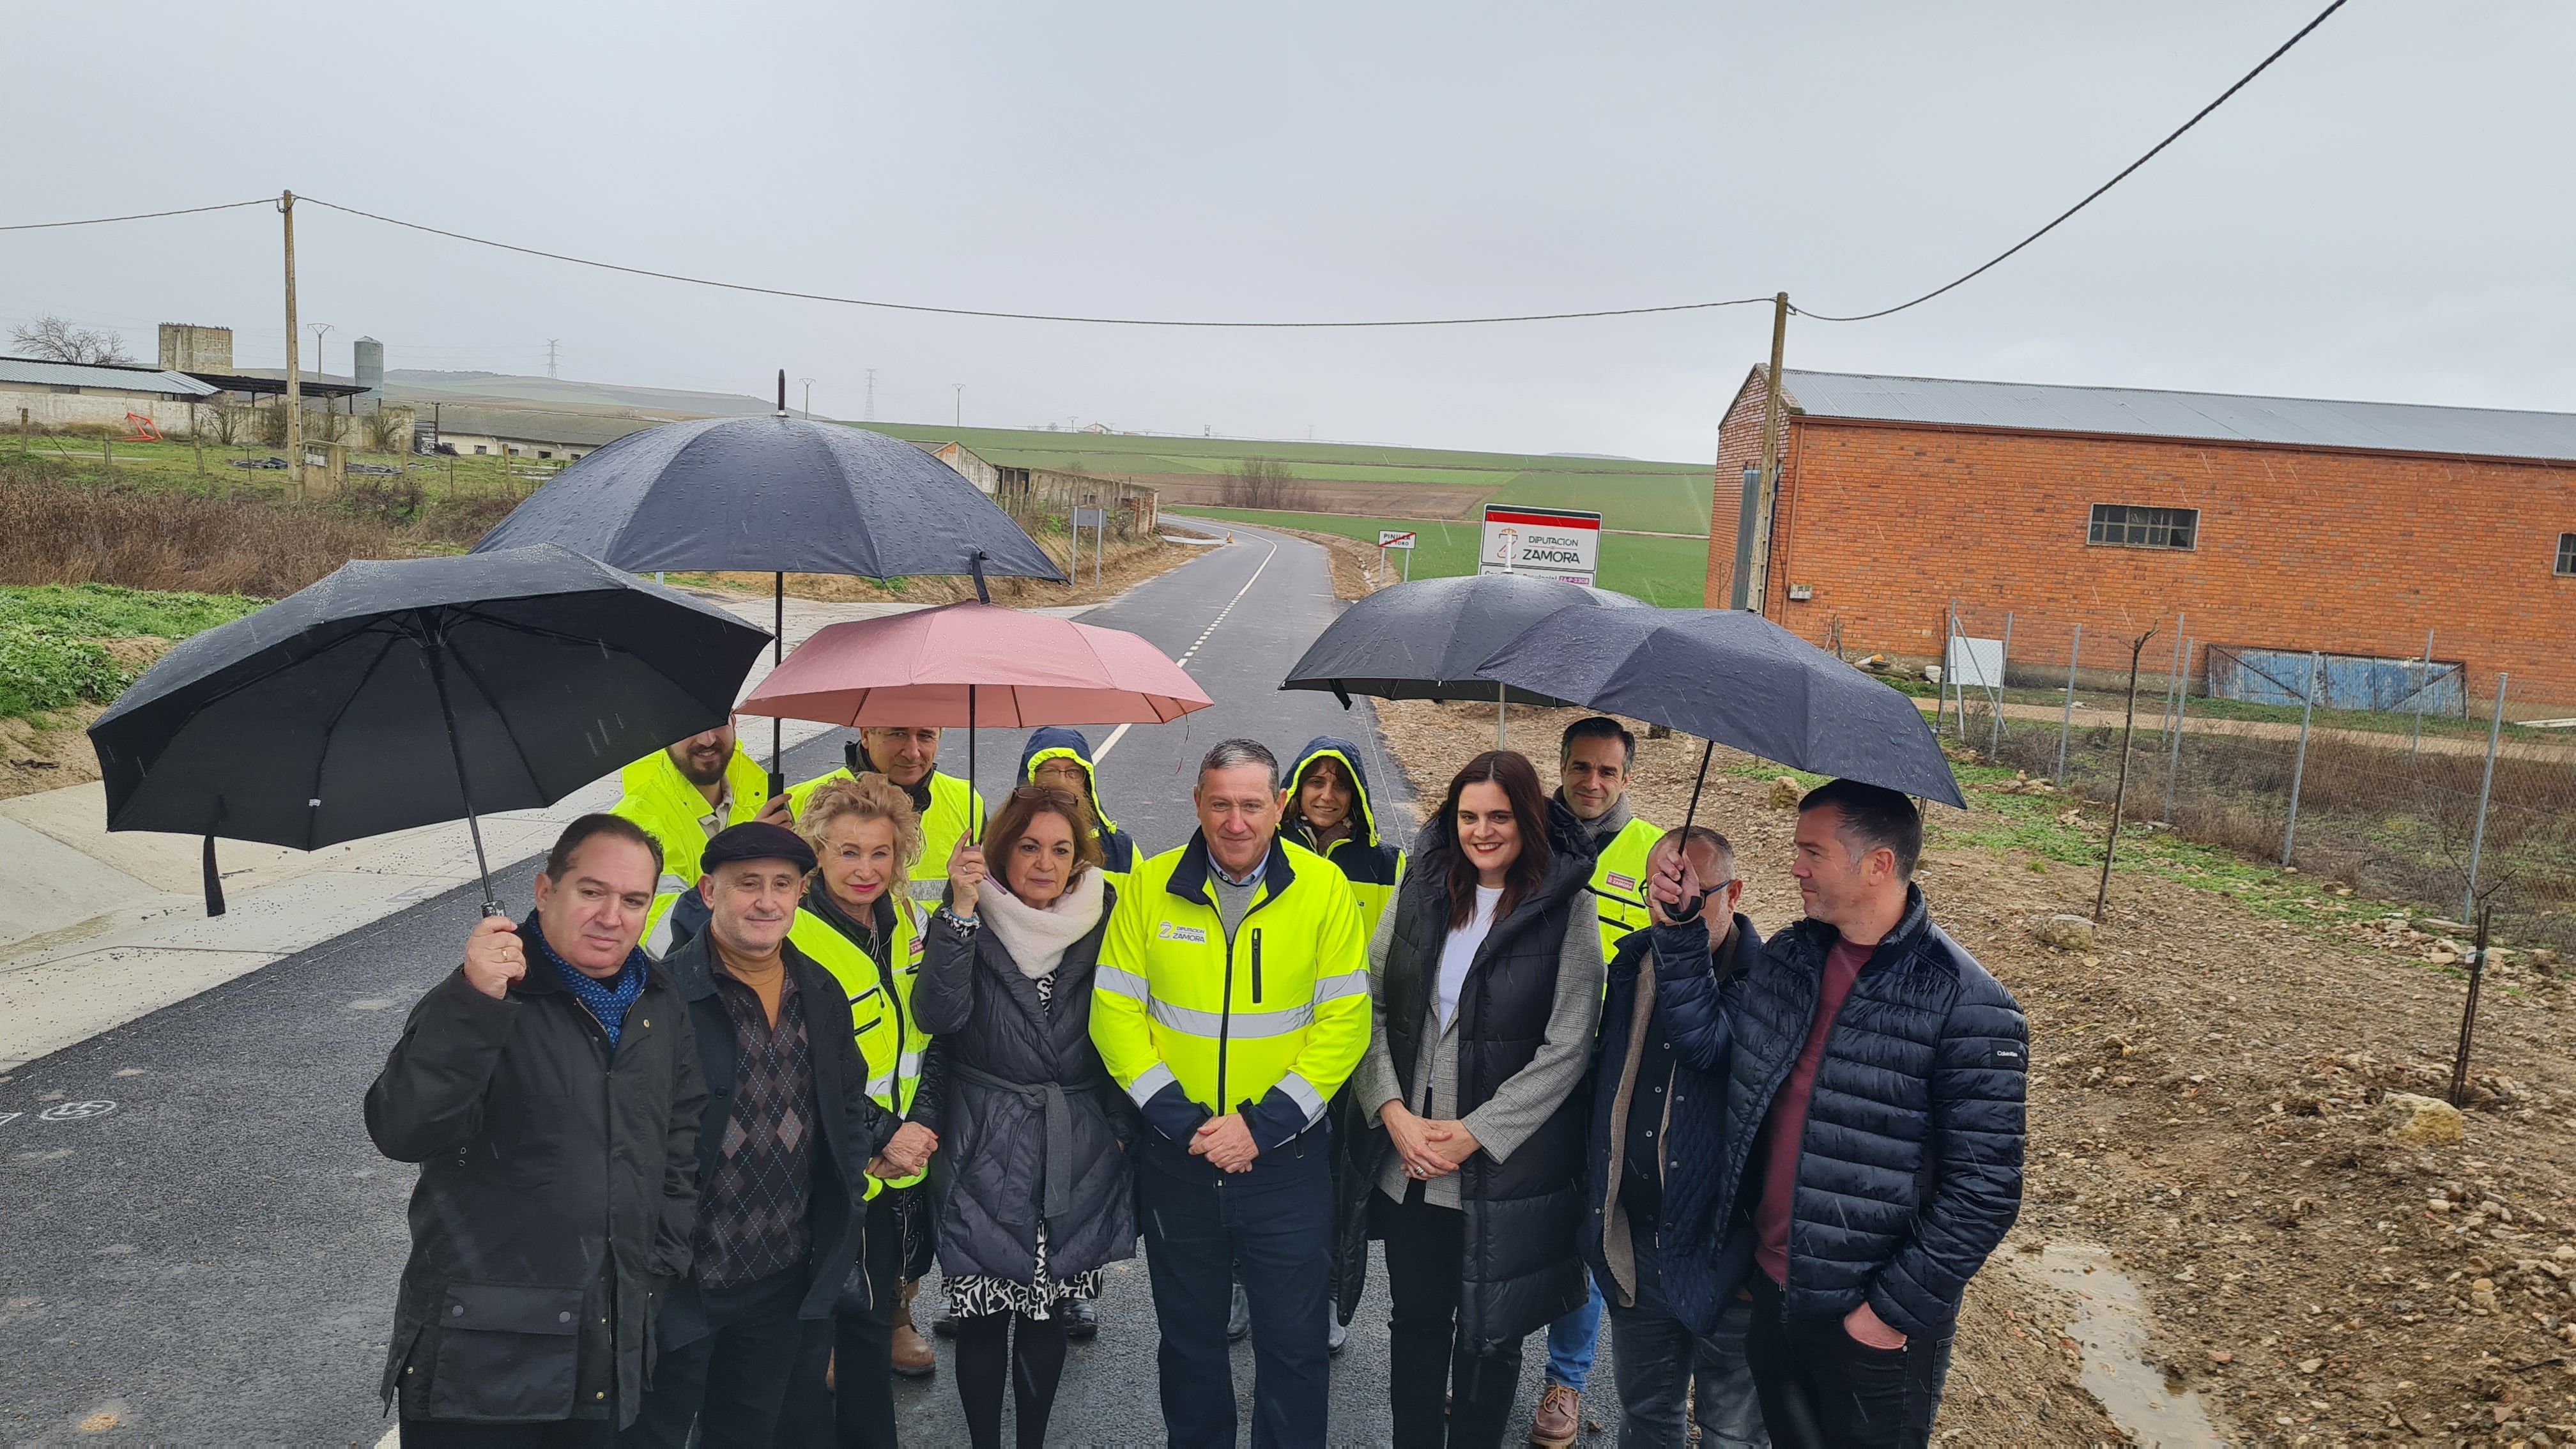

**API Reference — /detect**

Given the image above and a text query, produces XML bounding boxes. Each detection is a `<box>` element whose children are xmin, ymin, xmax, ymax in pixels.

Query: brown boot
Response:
<box><xmin>891</xmin><ymin>1278</ymin><xmax>937</xmax><ymax>1378</ymax></box>
<box><xmin>1528</xmin><ymin>1382</ymin><xmax>1580</xmax><ymax>1449</ymax></box>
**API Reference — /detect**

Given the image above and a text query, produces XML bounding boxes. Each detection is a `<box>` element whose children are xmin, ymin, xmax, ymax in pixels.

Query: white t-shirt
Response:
<box><xmin>1435</xmin><ymin>885</ymin><xmax>1505</xmax><ymax>1034</ymax></box>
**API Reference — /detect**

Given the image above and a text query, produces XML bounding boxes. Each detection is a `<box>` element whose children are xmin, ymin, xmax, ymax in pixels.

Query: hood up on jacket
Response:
<box><xmin>1284</xmin><ymin>735</ymin><xmax>1386</xmax><ymax>852</ymax></box>
<box><xmin>1019</xmin><ymin>726</ymin><xmax>1121</xmax><ymax>836</ymax></box>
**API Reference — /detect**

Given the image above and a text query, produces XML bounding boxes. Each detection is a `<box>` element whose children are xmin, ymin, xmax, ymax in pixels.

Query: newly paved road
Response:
<box><xmin>0</xmin><ymin>525</ymin><xmax>1613</xmax><ymax>1446</ymax></box>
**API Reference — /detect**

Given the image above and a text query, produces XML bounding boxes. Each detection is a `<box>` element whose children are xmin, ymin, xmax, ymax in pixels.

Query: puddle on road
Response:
<box><xmin>2025</xmin><ymin>1241</ymin><xmax>2224</xmax><ymax>1449</ymax></box>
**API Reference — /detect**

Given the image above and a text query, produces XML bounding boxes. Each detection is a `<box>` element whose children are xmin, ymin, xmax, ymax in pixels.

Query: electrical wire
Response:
<box><xmin>0</xmin><ymin>198</ymin><xmax>273</xmax><ymax>233</ymax></box>
<box><xmin>296</xmin><ymin>196</ymin><xmax>1774</xmax><ymax>330</ymax></box>
<box><xmin>1793</xmin><ymin>0</ymin><xmax>2350</xmax><ymax>323</ymax></box>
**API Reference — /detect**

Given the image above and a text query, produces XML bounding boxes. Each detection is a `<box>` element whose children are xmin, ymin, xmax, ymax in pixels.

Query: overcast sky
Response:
<box><xmin>5</xmin><ymin>2</ymin><xmax>2569</xmax><ymax>462</ymax></box>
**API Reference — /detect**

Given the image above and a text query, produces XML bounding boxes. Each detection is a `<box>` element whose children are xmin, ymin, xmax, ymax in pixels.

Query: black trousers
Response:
<box><xmin>1374</xmin><ymin>1184</ymin><xmax>1528</xmax><ymax>1449</ymax></box>
<box><xmin>953</xmin><ymin>1308</ymin><xmax>1070</xmax><ymax>1449</ymax></box>
<box><xmin>1742</xmin><ymin>1275</ymin><xmax>1952</xmax><ymax>1449</ymax></box>
<box><xmin>1136</xmin><ymin>1133</ymin><xmax>1334</xmax><ymax>1449</ymax></box>
<box><xmin>776</xmin><ymin>1193</ymin><xmax>903</xmax><ymax>1448</ymax></box>
<box><xmin>399</xmin><ymin>1421</ymin><xmax>615</xmax><ymax>1449</ymax></box>
<box><xmin>618</xmin><ymin>1269</ymin><xmax>819</xmax><ymax>1449</ymax></box>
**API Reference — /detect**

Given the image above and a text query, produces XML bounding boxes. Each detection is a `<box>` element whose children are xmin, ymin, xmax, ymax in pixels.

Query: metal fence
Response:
<box><xmin>1931</xmin><ymin>604</ymin><xmax>2576</xmax><ymax>956</ymax></box>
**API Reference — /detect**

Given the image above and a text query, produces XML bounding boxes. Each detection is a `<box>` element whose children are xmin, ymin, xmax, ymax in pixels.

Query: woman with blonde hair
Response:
<box><xmin>915</xmin><ymin>783</ymin><xmax>1137</xmax><ymax>1449</ymax></box>
<box><xmin>777</xmin><ymin>773</ymin><xmax>943</xmax><ymax>1449</ymax></box>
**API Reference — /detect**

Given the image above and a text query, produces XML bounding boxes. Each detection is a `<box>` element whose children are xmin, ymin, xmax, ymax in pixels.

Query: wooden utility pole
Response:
<box><xmin>1745</xmin><ymin>292</ymin><xmax>1790</xmax><ymax>618</ymax></box>
<box><xmin>281</xmin><ymin>190</ymin><xmax>303</xmax><ymax>497</ymax></box>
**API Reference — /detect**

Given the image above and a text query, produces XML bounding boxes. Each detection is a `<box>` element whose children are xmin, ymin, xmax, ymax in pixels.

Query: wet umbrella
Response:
<box><xmin>1280</xmin><ymin>572</ymin><xmax>1648</xmax><ymax>745</ymax></box>
<box><xmin>471</xmin><ymin>374</ymin><xmax>1066</xmax><ymax>790</ymax></box>
<box><xmin>88</xmin><ymin>545</ymin><xmax>773</xmax><ymax>917</ymax></box>
<box><xmin>1477</xmin><ymin>608</ymin><xmax>1962</xmax><ymax>914</ymax></box>
<box><xmin>735</xmin><ymin>600</ymin><xmax>1212</xmax><ymax>840</ymax></box>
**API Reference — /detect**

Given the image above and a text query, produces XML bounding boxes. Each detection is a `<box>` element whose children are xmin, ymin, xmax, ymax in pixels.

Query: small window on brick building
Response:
<box><xmin>2559</xmin><ymin>532</ymin><xmax>2576</xmax><ymax>577</ymax></box>
<box><xmin>2087</xmin><ymin>504</ymin><xmax>2198</xmax><ymax>551</ymax></box>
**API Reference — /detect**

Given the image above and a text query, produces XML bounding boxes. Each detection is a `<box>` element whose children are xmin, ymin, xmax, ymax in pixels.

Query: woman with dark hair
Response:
<box><xmin>1340</xmin><ymin>750</ymin><xmax>1605</xmax><ymax>1447</ymax></box>
<box><xmin>912</xmin><ymin>785</ymin><xmax>1136</xmax><ymax>1449</ymax></box>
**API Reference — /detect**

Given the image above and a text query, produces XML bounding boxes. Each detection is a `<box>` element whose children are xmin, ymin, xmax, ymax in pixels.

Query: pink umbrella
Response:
<box><xmin>733</xmin><ymin>601</ymin><xmax>1213</xmax><ymax>834</ymax></box>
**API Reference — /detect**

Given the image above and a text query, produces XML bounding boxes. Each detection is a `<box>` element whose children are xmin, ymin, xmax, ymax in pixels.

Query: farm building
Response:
<box><xmin>418</xmin><ymin>405</ymin><xmax>654</xmax><ymax>461</ymax></box>
<box><xmin>1705</xmin><ymin>368</ymin><xmax>2576</xmax><ymax>710</ymax></box>
<box><xmin>0</xmin><ymin>356</ymin><xmax>222</xmax><ymax>435</ymax></box>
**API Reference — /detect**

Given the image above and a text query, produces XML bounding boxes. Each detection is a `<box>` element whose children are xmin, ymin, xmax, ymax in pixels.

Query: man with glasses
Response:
<box><xmin>1579</xmin><ymin>827</ymin><xmax>1768</xmax><ymax>1447</ymax></box>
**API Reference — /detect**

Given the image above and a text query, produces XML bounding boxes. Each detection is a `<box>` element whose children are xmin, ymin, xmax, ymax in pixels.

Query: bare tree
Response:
<box><xmin>1222</xmin><ymin>457</ymin><xmax>1314</xmax><ymax>511</ymax></box>
<box><xmin>9</xmin><ymin>315</ymin><xmax>135</xmax><ymax>365</ymax></box>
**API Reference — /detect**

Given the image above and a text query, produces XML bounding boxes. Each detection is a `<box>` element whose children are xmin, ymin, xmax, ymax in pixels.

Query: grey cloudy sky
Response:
<box><xmin>5</xmin><ymin>1</ymin><xmax>2568</xmax><ymax>463</ymax></box>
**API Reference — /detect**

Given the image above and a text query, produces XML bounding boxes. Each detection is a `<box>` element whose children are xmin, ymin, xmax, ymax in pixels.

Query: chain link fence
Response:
<box><xmin>1930</xmin><ymin>604</ymin><xmax>2576</xmax><ymax>956</ymax></box>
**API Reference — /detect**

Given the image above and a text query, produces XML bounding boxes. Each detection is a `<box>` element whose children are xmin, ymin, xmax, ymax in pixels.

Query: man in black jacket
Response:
<box><xmin>622</xmin><ymin>823</ymin><xmax>919</xmax><ymax>1449</ymax></box>
<box><xmin>1584</xmin><ymin>826</ymin><xmax>1767</xmax><ymax>1449</ymax></box>
<box><xmin>367</xmin><ymin>814</ymin><xmax>704</xmax><ymax>1447</ymax></box>
<box><xmin>1649</xmin><ymin>781</ymin><xmax>2027</xmax><ymax>1449</ymax></box>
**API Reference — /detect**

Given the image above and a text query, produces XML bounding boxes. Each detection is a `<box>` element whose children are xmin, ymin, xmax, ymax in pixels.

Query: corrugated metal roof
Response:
<box><xmin>0</xmin><ymin>356</ymin><xmax>218</xmax><ymax>397</ymax></box>
<box><xmin>426</xmin><ymin>405</ymin><xmax>658</xmax><ymax>448</ymax></box>
<box><xmin>1781</xmin><ymin>369</ymin><xmax>2576</xmax><ymax>464</ymax></box>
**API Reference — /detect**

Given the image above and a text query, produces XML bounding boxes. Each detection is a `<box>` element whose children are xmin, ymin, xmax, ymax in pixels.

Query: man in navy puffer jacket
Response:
<box><xmin>1648</xmin><ymin>779</ymin><xmax>2026</xmax><ymax>1449</ymax></box>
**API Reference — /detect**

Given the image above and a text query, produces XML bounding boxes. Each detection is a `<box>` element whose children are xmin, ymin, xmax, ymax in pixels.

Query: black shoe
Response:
<box><xmin>1064</xmin><ymin>1298</ymin><xmax>1099</xmax><ymax>1342</ymax></box>
<box><xmin>930</xmin><ymin>1312</ymin><xmax>958</xmax><ymax>1340</ymax></box>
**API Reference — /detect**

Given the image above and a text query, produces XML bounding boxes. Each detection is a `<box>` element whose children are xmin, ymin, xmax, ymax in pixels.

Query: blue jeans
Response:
<box><xmin>1603</xmin><ymin>1227</ymin><xmax>1768</xmax><ymax>1449</ymax></box>
<box><xmin>1544</xmin><ymin>1277</ymin><xmax>1605</xmax><ymax>1391</ymax></box>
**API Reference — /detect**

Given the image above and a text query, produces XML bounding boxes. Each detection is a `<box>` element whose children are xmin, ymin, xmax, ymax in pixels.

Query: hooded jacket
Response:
<box><xmin>1283</xmin><ymin>736</ymin><xmax>1405</xmax><ymax>940</ymax></box>
<box><xmin>1018</xmin><ymin>727</ymin><xmax>1138</xmax><ymax>882</ymax></box>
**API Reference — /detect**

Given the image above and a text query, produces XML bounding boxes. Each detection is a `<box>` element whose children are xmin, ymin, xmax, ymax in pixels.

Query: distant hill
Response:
<box><xmin>852</xmin><ymin>422</ymin><xmax>1712</xmax><ymax>535</ymax></box>
<box><xmin>380</xmin><ymin>371</ymin><xmax>774</xmax><ymax>419</ymax></box>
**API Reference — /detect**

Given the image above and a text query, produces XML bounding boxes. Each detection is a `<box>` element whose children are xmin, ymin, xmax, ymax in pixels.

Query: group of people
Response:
<box><xmin>367</xmin><ymin>708</ymin><xmax>2027</xmax><ymax>1449</ymax></box>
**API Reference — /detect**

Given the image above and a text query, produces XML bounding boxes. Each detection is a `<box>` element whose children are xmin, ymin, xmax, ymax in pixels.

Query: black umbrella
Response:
<box><xmin>1280</xmin><ymin>573</ymin><xmax>1648</xmax><ymax>746</ymax></box>
<box><xmin>1477</xmin><ymin>607</ymin><xmax>1963</xmax><ymax>914</ymax></box>
<box><xmin>471</xmin><ymin>374</ymin><xmax>1067</xmax><ymax>790</ymax></box>
<box><xmin>89</xmin><ymin>544</ymin><xmax>773</xmax><ymax>917</ymax></box>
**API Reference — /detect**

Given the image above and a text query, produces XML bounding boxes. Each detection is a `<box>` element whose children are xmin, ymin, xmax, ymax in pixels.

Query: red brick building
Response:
<box><xmin>1703</xmin><ymin>369</ymin><xmax>2576</xmax><ymax>710</ymax></box>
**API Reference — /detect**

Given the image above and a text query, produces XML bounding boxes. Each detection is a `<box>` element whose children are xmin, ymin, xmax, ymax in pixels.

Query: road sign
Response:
<box><xmin>1478</xmin><ymin>504</ymin><xmax>1600</xmax><ymax>586</ymax></box>
<box><xmin>1071</xmin><ymin>507</ymin><xmax>1107</xmax><ymax>528</ymax></box>
<box><xmin>1376</xmin><ymin>530</ymin><xmax>1416</xmax><ymax>551</ymax></box>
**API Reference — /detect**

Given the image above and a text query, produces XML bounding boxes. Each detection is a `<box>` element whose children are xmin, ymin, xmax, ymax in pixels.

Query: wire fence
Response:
<box><xmin>1931</xmin><ymin>604</ymin><xmax>2576</xmax><ymax>957</ymax></box>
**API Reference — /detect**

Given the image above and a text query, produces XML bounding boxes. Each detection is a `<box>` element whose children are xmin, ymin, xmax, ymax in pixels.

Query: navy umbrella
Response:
<box><xmin>1477</xmin><ymin>605</ymin><xmax>1963</xmax><ymax>841</ymax></box>
<box><xmin>89</xmin><ymin>545</ymin><xmax>774</xmax><ymax>917</ymax></box>
<box><xmin>1281</xmin><ymin>572</ymin><xmax>1648</xmax><ymax>746</ymax></box>
<box><xmin>472</xmin><ymin>375</ymin><xmax>1067</xmax><ymax>790</ymax></box>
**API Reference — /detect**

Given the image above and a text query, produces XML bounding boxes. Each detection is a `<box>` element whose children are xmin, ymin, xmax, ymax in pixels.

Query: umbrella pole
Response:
<box><xmin>425</xmin><ymin>640</ymin><xmax>502</xmax><ymax>917</ymax></box>
<box><xmin>1496</xmin><ymin>680</ymin><xmax>1506</xmax><ymax>749</ymax></box>
<box><xmin>769</xmin><ymin>572</ymin><xmax>786</xmax><ymax>799</ymax></box>
<box><xmin>1681</xmin><ymin>737</ymin><xmax>1715</xmax><ymax>831</ymax></box>
<box><xmin>967</xmin><ymin>684</ymin><xmax>979</xmax><ymax>844</ymax></box>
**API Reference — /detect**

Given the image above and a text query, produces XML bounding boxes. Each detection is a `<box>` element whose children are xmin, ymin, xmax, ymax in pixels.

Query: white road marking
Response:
<box><xmin>1172</xmin><ymin>540</ymin><xmax>1280</xmax><ymax>668</ymax></box>
<box><xmin>1092</xmin><ymin>723</ymin><xmax>1133</xmax><ymax>760</ymax></box>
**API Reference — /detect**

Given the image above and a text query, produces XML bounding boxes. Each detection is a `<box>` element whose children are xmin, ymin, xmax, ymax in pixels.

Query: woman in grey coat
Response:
<box><xmin>913</xmin><ymin>784</ymin><xmax>1136</xmax><ymax>1449</ymax></box>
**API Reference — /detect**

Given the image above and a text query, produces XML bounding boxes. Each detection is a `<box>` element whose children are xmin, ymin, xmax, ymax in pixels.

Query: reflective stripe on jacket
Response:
<box><xmin>1090</xmin><ymin>832</ymin><xmax>1371</xmax><ymax>1130</ymax></box>
<box><xmin>786</xmin><ymin>767</ymin><xmax>986</xmax><ymax>904</ymax></box>
<box><xmin>789</xmin><ymin>891</ymin><xmax>929</xmax><ymax>1194</ymax></box>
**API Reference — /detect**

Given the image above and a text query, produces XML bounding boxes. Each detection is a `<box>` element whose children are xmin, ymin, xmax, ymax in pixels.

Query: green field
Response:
<box><xmin>1167</xmin><ymin>507</ymin><xmax>1712</xmax><ymax>607</ymax></box>
<box><xmin>854</xmin><ymin>422</ymin><xmax>1713</xmax><ymax>535</ymax></box>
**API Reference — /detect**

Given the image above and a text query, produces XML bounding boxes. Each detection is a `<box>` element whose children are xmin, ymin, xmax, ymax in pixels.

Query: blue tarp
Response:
<box><xmin>2207</xmin><ymin>647</ymin><xmax>2465</xmax><ymax>714</ymax></box>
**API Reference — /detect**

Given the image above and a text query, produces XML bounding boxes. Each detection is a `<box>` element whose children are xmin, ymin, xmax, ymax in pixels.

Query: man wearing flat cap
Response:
<box><xmin>624</xmin><ymin>823</ymin><xmax>932</xmax><ymax>1448</ymax></box>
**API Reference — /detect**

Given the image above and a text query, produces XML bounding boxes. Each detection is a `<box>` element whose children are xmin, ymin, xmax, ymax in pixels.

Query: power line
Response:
<box><xmin>1795</xmin><ymin>0</ymin><xmax>2350</xmax><ymax>323</ymax></box>
<box><xmin>296</xmin><ymin>195</ymin><xmax>1775</xmax><ymax>330</ymax></box>
<box><xmin>0</xmin><ymin>198</ymin><xmax>272</xmax><ymax>233</ymax></box>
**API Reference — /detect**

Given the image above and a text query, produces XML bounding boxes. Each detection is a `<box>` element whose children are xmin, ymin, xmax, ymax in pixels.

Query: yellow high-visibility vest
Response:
<box><xmin>610</xmin><ymin>743</ymin><xmax>769</xmax><ymax>942</ymax></box>
<box><xmin>1090</xmin><ymin>834</ymin><xmax>1371</xmax><ymax>1128</ymax></box>
<box><xmin>789</xmin><ymin>896</ymin><xmax>928</xmax><ymax>1195</ymax></box>
<box><xmin>1588</xmin><ymin>815</ymin><xmax>1664</xmax><ymax>957</ymax></box>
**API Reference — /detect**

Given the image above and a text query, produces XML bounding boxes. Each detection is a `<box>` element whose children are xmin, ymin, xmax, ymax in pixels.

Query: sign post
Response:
<box><xmin>1376</xmin><ymin>528</ymin><xmax>1416</xmax><ymax>586</ymax></box>
<box><xmin>1072</xmin><ymin>506</ymin><xmax>1108</xmax><ymax>587</ymax></box>
<box><xmin>1478</xmin><ymin>504</ymin><xmax>1600</xmax><ymax>586</ymax></box>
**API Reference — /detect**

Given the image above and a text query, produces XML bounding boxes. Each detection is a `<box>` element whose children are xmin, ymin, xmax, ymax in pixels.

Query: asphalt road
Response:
<box><xmin>0</xmin><ymin>525</ymin><xmax>1614</xmax><ymax>1447</ymax></box>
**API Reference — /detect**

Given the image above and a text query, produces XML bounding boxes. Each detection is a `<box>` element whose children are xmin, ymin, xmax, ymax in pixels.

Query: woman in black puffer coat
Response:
<box><xmin>912</xmin><ymin>785</ymin><xmax>1136</xmax><ymax>1449</ymax></box>
<box><xmin>1341</xmin><ymin>750</ymin><xmax>1605</xmax><ymax>1448</ymax></box>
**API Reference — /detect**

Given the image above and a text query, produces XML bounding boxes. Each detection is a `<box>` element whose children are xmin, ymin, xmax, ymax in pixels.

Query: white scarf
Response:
<box><xmin>977</xmin><ymin>868</ymin><xmax>1105</xmax><ymax>980</ymax></box>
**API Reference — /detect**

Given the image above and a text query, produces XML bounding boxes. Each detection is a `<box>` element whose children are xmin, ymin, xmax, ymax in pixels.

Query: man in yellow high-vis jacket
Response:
<box><xmin>1091</xmin><ymin>739</ymin><xmax>1370</xmax><ymax>1449</ymax></box>
<box><xmin>611</xmin><ymin>721</ymin><xmax>770</xmax><ymax>950</ymax></box>
<box><xmin>765</xmin><ymin>726</ymin><xmax>986</xmax><ymax>905</ymax></box>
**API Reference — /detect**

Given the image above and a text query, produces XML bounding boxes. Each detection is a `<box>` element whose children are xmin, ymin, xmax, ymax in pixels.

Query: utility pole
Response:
<box><xmin>546</xmin><ymin>339</ymin><xmax>560</xmax><ymax>379</ymax></box>
<box><xmin>801</xmin><ymin>378</ymin><xmax>815</xmax><ymax>420</ymax></box>
<box><xmin>281</xmin><ymin>191</ymin><xmax>302</xmax><ymax>496</ymax></box>
<box><xmin>953</xmin><ymin>384</ymin><xmax>963</xmax><ymax>427</ymax></box>
<box><xmin>864</xmin><ymin>368</ymin><xmax>876</xmax><ymax>422</ymax></box>
<box><xmin>307</xmin><ymin>322</ymin><xmax>334</xmax><ymax>383</ymax></box>
<box><xmin>1744</xmin><ymin>293</ymin><xmax>1791</xmax><ymax>618</ymax></box>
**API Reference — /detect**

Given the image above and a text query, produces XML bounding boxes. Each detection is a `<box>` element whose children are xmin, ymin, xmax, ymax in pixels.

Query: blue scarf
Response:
<box><xmin>525</xmin><ymin>917</ymin><xmax>649</xmax><ymax>1050</ymax></box>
